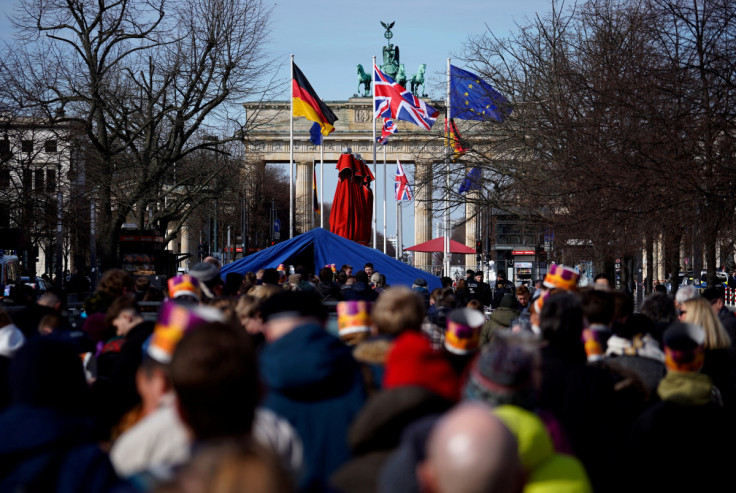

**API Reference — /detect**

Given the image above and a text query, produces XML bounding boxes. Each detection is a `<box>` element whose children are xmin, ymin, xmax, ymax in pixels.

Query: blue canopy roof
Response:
<box><xmin>220</xmin><ymin>228</ymin><xmax>441</xmax><ymax>290</ymax></box>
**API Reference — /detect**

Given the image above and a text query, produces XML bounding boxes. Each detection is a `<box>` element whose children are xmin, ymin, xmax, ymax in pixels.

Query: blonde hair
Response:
<box><xmin>371</xmin><ymin>287</ymin><xmax>426</xmax><ymax>335</ymax></box>
<box><xmin>682</xmin><ymin>297</ymin><xmax>732</xmax><ymax>350</ymax></box>
<box><xmin>247</xmin><ymin>284</ymin><xmax>280</xmax><ymax>301</ymax></box>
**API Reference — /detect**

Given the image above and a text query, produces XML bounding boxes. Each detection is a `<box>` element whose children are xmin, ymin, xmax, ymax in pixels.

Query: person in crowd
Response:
<box><xmin>224</xmin><ymin>272</ymin><xmax>244</xmax><ymax>297</ymax></box>
<box><xmin>639</xmin><ymin>292</ymin><xmax>677</xmax><ymax>344</ymax></box>
<box><xmin>411</xmin><ymin>278</ymin><xmax>430</xmax><ymax>307</ymax></box>
<box><xmin>0</xmin><ymin>305</ymin><xmax>25</xmax><ymax>410</ymax></box>
<box><xmin>0</xmin><ymin>338</ymin><xmax>120</xmax><ymax>491</ymax></box>
<box><xmin>444</xmin><ymin>307</ymin><xmax>485</xmax><ymax>377</ymax></box>
<box><xmin>468</xmin><ymin>271</ymin><xmax>490</xmax><ymax>307</ymax></box>
<box><xmin>163</xmin><ymin>440</ymin><xmax>294</xmax><ymax>493</ymax></box>
<box><xmin>416</xmin><ymin>402</ymin><xmax>522</xmax><ymax>493</ymax></box>
<box><xmin>315</xmin><ymin>267</ymin><xmax>342</xmax><ymax>302</ymax></box>
<box><xmin>453</xmin><ymin>278</ymin><xmax>471</xmax><ymax>308</ymax></box>
<box><xmin>422</xmin><ymin>288</ymin><xmax>455</xmax><ymax>351</ymax></box>
<box><xmin>680</xmin><ymin>296</ymin><xmax>736</xmax><ymax>410</ymax></box>
<box><xmin>344</xmin><ymin>271</ymin><xmax>378</xmax><ymax>301</ymax></box>
<box><xmin>364</xmin><ymin>263</ymin><xmax>374</xmax><ymax>277</ymax></box>
<box><xmin>259</xmin><ymin>291</ymin><xmax>365</xmax><ymax>491</ymax></box>
<box><xmin>701</xmin><ymin>286</ymin><xmax>736</xmax><ymax>343</ymax></box>
<box><xmin>603</xmin><ymin>313</ymin><xmax>666</xmax><ymax>395</ymax></box>
<box><xmin>330</xmin><ymin>330</ymin><xmax>459</xmax><ymax>493</ymax></box>
<box><xmin>82</xmin><ymin>268</ymin><xmax>135</xmax><ymax>345</ymax></box>
<box><xmin>536</xmin><ymin>292</ymin><xmax>627</xmax><ymax>493</ymax></box>
<box><xmin>353</xmin><ymin>287</ymin><xmax>426</xmax><ymax>391</ymax></box>
<box><xmin>516</xmin><ymin>285</ymin><xmax>531</xmax><ymax>317</ymax></box>
<box><xmin>579</xmin><ymin>289</ymin><xmax>615</xmax><ymax>362</ymax></box>
<box><xmin>189</xmin><ymin>262</ymin><xmax>224</xmax><ymax>299</ymax></box>
<box><xmin>593</xmin><ymin>273</ymin><xmax>610</xmax><ymax>289</ymax></box>
<box><xmin>340</xmin><ymin>264</ymin><xmax>354</xmax><ymax>277</ymax></box>
<box><xmin>674</xmin><ymin>284</ymin><xmax>698</xmax><ymax>314</ymax></box>
<box><xmin>626</xmin><ymin>322</ymin><xmax>736</xmax><ymax>492</ymax></box>
<box><xmin>489</xmin><ymin>271</ymin><xmax>511</xmax><ymax>308</ymax></box>
<box><xmin>480</xmin><ymin>293</ymin><xmax>519</xmax><ymax>345</ymax></box>
<box><xmin>370</xmin><ymin>272</ymin><xmax>387</xmax><ymax>293</ymax></box>
<box><xmin>133</xmin><ymin>276</ymin><xmax>150</xmax><ymax>302</ymax></box>
<box><xmin>492</xmin><ymin>405</ymin><xmax>592</xmax><ymax>493</ymax></box>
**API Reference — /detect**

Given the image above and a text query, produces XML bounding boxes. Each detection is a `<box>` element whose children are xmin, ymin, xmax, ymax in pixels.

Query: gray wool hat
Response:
<box><xmin>189</xmin><ymin>262</ymin><xmax>220</xmax><ymax>283</ymax></box>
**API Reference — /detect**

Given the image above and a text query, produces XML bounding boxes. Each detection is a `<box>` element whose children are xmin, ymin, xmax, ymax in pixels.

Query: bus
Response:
<box><xmin>0</xmin><ymin>252</ymin><xmax>21</xmax><ymax>298</ymax></box>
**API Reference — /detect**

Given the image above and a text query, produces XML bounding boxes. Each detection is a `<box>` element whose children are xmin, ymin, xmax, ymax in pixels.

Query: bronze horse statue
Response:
<box><xmin>410</xmin><ymin>64</ymin><xmax>427</xmax><ymax>96</ymax></box>
<box><xmin>357</xmin><ymin>64</ymin><xmax>371</xmax><ymax>97</ymax></box>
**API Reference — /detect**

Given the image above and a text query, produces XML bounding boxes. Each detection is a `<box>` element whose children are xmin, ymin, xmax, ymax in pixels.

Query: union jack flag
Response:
<box><xmin>395</xmin><ymin>159</ymin><xmax>413</xmax><ymax>201</ymax></box>
<box><xmin>377</xmin><ymin>118</ymin><xmax>397</xmax><ymax>145</ymax></box>
<box><xmin>374</xmin><ymin>64</ymin><xmax>439</xmax><ymax>131</ymax></box>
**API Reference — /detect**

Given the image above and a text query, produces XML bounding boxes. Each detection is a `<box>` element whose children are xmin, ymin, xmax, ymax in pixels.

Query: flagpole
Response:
<box><xmin>444</xmin><ymin>58</ymin><xmax>451</xmax><ymax>277</ymax></box>
<box><xmin>396</xmin><ymin>198</ymin><xmax>400</xmax><ymax>259</ymax></box>
<box><xmin>383</xmin><ymin>144</ymin><xmax>387</xmax><ymax>254</ymax></box>
<box><xmin>372</xmin><ymin>55</ymin><xmax>378</xmax><ymax>250</ymax></box>
<box><xmin>290</xmin><ymin>54</ymin><xmax>294</xmax><ymax>239</ymax></box>
<box><xmin>320</xmin><ymin>140</ymin><xmax>324</xmax><ymax>229</ymax></box>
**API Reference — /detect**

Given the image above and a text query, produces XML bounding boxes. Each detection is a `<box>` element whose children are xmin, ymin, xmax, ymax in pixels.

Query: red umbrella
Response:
<box><xmin>405</xmin><ymin>237</ymin><xmax>477</xmax><ymax>254</ymax></box>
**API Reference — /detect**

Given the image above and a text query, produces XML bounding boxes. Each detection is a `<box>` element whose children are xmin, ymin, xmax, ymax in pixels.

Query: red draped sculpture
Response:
<box><xmin>330</xmin><ymin>153</ymin><xmax>373</xmax><ymax>245</ymax></box>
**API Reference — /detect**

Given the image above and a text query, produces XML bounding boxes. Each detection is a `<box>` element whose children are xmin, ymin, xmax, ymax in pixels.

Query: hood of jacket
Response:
<box><xmin>260</xmin><ymin>322</ymin><xmax>359</xmax><ymax>400</ymax></box>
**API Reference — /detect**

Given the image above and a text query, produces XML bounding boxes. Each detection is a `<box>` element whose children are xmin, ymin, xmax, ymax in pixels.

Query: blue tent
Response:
<box><xmin>220</xmin><ymin>228</ymin><xmax>441</xmax><ymax>290</ymax></box>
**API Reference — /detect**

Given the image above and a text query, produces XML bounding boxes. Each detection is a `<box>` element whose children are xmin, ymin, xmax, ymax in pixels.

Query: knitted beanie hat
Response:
<box><xmin>384</xmin><ymin>331</ymin><xmax>460</xmax><ymax>402</ymax></box>
<box><xmin>464</xmin><ymin>333</ymin><xmax>538</xmax><ymax>407</ymax></box>
<box><xmin>663</xmin><ymin>322</ymin><xmax>705</xmax><ymax>372</ymax></box>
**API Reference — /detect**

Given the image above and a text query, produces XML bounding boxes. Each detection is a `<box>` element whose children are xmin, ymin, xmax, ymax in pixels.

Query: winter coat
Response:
<box><xmin>480</xmin><ymin>306</ymin><xmax>519</xmax><ymax>345</ymax></box>
<box><xmin>493</xmin><ymin>405</ymin><xmax>592</xmax><ymax>493</ymax></box>
<box><xmin>260</xmin><ymin>322</ymin><xmax>365</xmax><ymax>492</ymax></box>
<box><xmin>538</xmin><ymin>345</ymin><xmax>640</xmax><ymax>493</ymax></box>
<box><xmin>0</xmin><ymin>404</ymin><xmax>119</xmax><ymax>492</ymax></box>
<box><xmin>626</xmin><ymin>371</ymin><xmax>736</xmax><ymax>493</ymax></box>
<box><xmin>329</xmin><ymin>386</ymin><xmax>453</xmax><ymax>493</ymax></box>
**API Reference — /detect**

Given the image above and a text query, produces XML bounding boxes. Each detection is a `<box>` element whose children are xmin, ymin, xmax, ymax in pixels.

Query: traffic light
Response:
<box><xmin>475</xmin><ymin>240</ymin><xmax>483</xmax><ymax>254</ymax></box>
<box><xmin>198</xmin><ymin>242</ymin><xmax>208</xmax><ymax>258</ymax></box>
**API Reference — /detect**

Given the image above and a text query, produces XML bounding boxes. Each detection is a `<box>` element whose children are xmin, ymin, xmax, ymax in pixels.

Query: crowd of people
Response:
<box><xmin>0</xmin><ymin>258</ymin><xmax>735</xmax><ymax>493</ymax></box>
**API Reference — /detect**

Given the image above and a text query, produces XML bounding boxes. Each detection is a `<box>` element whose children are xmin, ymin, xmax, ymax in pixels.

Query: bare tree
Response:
<box><xmin>0</xmin><ymin>0</ymin><xmax>274</xmax><ymax>269</ymax></box>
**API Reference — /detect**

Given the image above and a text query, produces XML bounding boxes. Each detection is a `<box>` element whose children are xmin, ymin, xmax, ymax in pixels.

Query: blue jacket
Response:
<box><xmin>0</xmin><ymin>404</ymin><xmax>119</xmax><ymax>492</ymax></box>
<box><xmin>260</xmin><ymin>322</ymin><xmax>365</xmax><ymax>492</ymax></box>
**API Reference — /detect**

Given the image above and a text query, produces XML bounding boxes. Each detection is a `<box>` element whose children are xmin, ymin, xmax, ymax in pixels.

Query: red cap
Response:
<box><xmin>383</xmin><ymin>331</ymin><xmax>460</xmax><ymax>402</ymax></box>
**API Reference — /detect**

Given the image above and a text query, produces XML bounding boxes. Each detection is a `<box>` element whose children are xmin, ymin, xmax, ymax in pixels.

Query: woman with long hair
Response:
<box><xmin>682</xmin><ymin>296</ymin><xmax>736</xmax><ymax>409</ymax></box>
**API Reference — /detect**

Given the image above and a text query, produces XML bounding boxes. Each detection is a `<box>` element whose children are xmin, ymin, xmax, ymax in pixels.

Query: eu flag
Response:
<box><xmin>450</xmin><ymin>65</ymin><xmax>512</xmax><ymax>122</ymax></box>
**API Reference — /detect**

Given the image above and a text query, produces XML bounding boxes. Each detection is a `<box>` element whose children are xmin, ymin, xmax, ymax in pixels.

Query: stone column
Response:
<box><xmin>413</xmin><ymin>161</ymin><xmax>432</xmax><ymax>270</ymax></box>
<box><xmin>295</xmin><ymin>161</ymin><xmax>313</xmax><ymax>235</ymax></box>
<box><xmin>464</xmin><ymin>178</ymin><xmax>480</xmax><ymax>268</ymax></box>
<box><xmin>179</xmin><ymin>222</ymin><xmax>192</xmax><ymax>271</ymax></box>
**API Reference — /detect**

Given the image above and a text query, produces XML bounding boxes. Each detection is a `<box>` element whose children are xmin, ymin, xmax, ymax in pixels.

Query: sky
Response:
<box><xmin>0</xmin><ymin>0</ymin><xmax>554</xmax><ymax>256</ymax></box>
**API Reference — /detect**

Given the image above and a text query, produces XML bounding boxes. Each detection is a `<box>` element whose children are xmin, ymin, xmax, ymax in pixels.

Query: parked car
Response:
<box><xmin>20</xmin><ymin>276</ymin><xmax>50</xmax><ymax>298</ymax></box>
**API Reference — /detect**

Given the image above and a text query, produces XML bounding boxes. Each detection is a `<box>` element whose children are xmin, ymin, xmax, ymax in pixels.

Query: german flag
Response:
<box><xmin>293</xmin><ymin>63</ymin><xmax>338</xmax><ymax>136</ymax></box>
<box><xmin>445</xmin><ymin>117</ymin><xmax>467</xmax><ymax>162</ymax></box>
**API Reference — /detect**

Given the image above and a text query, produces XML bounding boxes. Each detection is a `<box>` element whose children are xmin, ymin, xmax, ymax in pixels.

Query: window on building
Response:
<box><xmin>35</xmin><ymin>169</ymin><xmax>45</xmax><ymax>191</ymax></box>
<box><xmin>46</xmin><ymin>168</ymin><xmax>56</xmax><ymax>192</ymax></box>
<box><xmin>0</xmin><ymin>168</ymin><xmax>9</xmax><ymax>188</ymax></box>
<box><xmin>45</xmin><ymin>140</ymin><xmax>58</xmax><ymax>153</ymax></box>
<box><xmin>0</xmin><ymin>140</ymin><xmax>9</xmax><ymax>157</ymax></box>
<box><xmin>23</xmin><ymin>169</ymin><xmax>32</xmax><ymax>191</ymax></box>
<box><xmin>21</xmin><ymin>140</ymin><xmax>33</xmax><ymax>153</ymax></box>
